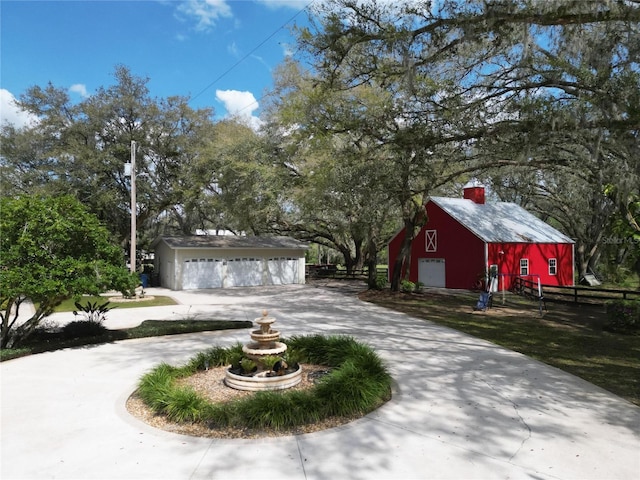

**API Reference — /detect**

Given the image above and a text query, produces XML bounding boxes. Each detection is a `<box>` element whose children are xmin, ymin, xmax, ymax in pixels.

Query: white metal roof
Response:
<box><xmin>429</xmin><ymin>197</ymin><xmax>574</xmax><ymax>244</ymax></box>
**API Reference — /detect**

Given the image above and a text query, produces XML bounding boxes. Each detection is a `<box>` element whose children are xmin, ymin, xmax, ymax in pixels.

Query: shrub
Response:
<box><xmin>372</xmin><ymin>275</ymin><xmax>387</xmax><ymax>290</ymax></box>
<box><xmin>283</xmin><ymin>348</ymin><xmax>304</xmax><ymax>369</ymax></box>
<box><xmin>136</xmin><ymin>335</ymin><xmax>392</xmax><ymax>433</ymax></box>
<box><xmin>187</xmin><ymin>343</ymin><xmax>244</xmax><ymax>371</ymax></box>
<box><xmin>165</xmin><ymin>387</ymin><xmax>208</xmax><ymax>423</ymax></box>
<box><xmin>62</xmin><ymin>320</ymin><xmax>108</xmax><ymax>339</ymax></box>
<box><xmin>137</xmin><ymin>363</ymin><xmax>178</xmax><ymax>411</ymax></box>
<box><xmin>237</xmin><ymin>390</ymin><xmax>321</xmax><ymax>430</ymax></box>
<box><xmin>240</xmin><ymin>358</ymin><xmax>257</xmax><ymax>374</ymax></box>
<box><xmin>260</xmin><ymin>355</ymin><xmax>281</xmax><ymax>371</ymax></box>
<box><xmin>604</xmin><ymin>300</ymin><xmax>640</xmax><ymax>334</ymax></box>
<box><xmin>400</xmin><ymin>280</ymin><xmax>415</xmax><ymax>293</ymax></box>
<box><xmin>73</xmin><ymin>300</ymin><xmax>114</xmax><ymax>324</ymax></box>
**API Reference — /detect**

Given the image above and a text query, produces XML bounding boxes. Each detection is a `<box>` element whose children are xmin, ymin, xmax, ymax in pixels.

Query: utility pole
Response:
<box><xmin>130</xmin><ymin>140</ymin><xmax>136</xmax><ymax>273</ymax></box>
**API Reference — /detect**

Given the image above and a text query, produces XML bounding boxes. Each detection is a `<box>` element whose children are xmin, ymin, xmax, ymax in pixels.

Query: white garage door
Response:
<box><xmin>418</xmin><ymin>258</ymin><xmax>446</xmax><ymax>288</ymax></box>
<box><xmin>225</xmin><ymin>257</ymin><xmax>263</xmax><ymax>287</ymax></box>
<box><xmin>266</xmin><ymin>257</ymin><xmax>298</xmax><ymax>285</ymax></box>
<box><xmin>182</xmin><ymin>258</ymin><xmax>223</xmax><ymax>289</ymax></box>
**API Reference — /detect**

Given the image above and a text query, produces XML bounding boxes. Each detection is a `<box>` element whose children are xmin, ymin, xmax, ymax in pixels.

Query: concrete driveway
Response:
<box><xmin>1</xmin><ymin>283</ymin><xmax>639</xmax><ymax>480</ymax></box>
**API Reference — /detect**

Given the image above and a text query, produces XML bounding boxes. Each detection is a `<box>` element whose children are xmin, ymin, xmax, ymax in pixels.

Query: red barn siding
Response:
<box><xmin>389</xmin><ymin>202</ymin><xmax>486</xmax><ymax>289</ymax></box>
<box><xmin>488</xmin><ymin>243</ymin><xmax>574</xmax><ymax>289</ymax></box>
<box><xmin>419</xmin><ymin>202</ymin><xmax>485</xmax><ymax>289</ymax></box>
<box><xmin>389</xmin><ymin>199</ymin><xmax>575</xmax><ymax>290</ymax></box>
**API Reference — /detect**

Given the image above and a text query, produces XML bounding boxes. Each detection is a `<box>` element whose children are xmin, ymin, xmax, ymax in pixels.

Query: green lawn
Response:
<box><xmin>53</xmin><ymin>295</ymin><xmax>177</xmax><ymax>312</ymax></box>
<box><xmin>359</xmin><ymin>289</ymin><xmax>640</xmax><ymax>406</ymax></box>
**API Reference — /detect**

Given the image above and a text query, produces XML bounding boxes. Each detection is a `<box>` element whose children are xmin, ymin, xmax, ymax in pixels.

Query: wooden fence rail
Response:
<box><xmin>512</xmin><ymin>277</ymin><xmax>640</xmax><ymax>305</ymax></box>
<box><xmin>306</xmin><ymin>265</ymin><xmax>388</xmax><ymax>280</ymax></box>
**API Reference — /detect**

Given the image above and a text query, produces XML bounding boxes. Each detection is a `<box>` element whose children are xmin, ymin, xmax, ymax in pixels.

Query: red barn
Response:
<box><xmin>388</xmin><ymin>186</ymin><xmax>575</xmax><ymax>290</ymax></box>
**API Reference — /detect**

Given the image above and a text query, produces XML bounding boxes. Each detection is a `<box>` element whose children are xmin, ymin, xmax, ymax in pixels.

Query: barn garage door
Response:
<box><xmin>418</xmin><ymin>258</ymin><xmax>446</xmax><ymax>288</ymax></box>
<box><xmin>226</xmin><ymin>257</ymin><xmax>263</xmax><ymax>287</ymax></box>
<box><xmin>182</xmin><ymin>258</ymin><xmax>223</xmax><ymax>289</ymax></box>
<box><xmin>266</xmin><ymin>257</ymin><xmax>298</xmax><ymax>285</ymax></box>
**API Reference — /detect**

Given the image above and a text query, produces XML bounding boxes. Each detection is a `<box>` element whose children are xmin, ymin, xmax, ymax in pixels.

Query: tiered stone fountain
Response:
<box><xmin>224</xmin><ymin>310</ymin><xmax>302</xmax><ymax>391</ymax></box>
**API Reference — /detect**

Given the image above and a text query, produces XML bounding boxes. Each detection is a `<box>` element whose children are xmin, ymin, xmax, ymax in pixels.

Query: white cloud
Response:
<box><xmin>177</xmin><ymin>0</ymin><xmax>233</xmax><ymax>31</ymax></box>
<box><xmin>0</xmin><ymin>89</ymin><xmax>38</xmax><ymax>129</ymax></box>
<box><xmin>227</xmin><ymin>41</ymin><xmax>239</xmax><ymax>57</ymax></box>
<box><xmin>69</xmin><ymin>84</ymin><xmax>89</xmax><ymax>98</ymax></box>
<box><xmin>215</xmin><ymin>89</ymin><xmax>263</xmax><ymax>130</ymax></box>
<box><xmin>251</xmin><ymin>54</ymin><xmax>271</xmax><ymax>71</ymax></box>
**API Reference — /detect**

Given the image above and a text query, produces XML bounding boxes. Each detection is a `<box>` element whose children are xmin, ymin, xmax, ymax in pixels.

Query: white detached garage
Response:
<box><xmin>152</xmin><ymin>235</ymin><xmax>309</xmax><ymax>290</ymax></box>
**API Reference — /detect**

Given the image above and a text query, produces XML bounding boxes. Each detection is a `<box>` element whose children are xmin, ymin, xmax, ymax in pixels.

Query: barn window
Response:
<box><xmin>425</xmin><ymin>230</ymin><xmax>437</xmax><ymax>252</ymax></box>
<box><xmin>548</xmin><ymin>258</ymin><xmax>557</xmax><ymax>275</ymax></box>
<box><xmin>520</xmin><ymin>259</ymin><xmax>529</xmax><ymax>275</ymax></box>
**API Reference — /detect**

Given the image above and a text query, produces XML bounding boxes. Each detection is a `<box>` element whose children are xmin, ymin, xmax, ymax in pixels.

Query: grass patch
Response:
<box><xmin>359</xmin><ymin>289</ymin><xmax>640</xmax><ymax>406</ymax></box>
<box><xmin>52</xmin><ymin>295</ymin><xmax>177</xmax><ymax>312</ymax></box>
<box><xmin>136</xmin><ymin>335</ymin><xmax>392</xmax><ymax>432</ymax></box>
<box><xmin>0</xmin><ymin>320</ymin><xmax>252</xmax><ymax>362</ymax></box>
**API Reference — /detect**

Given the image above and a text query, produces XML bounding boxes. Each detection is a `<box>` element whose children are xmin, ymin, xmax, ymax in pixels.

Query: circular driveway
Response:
<box><xmin>2</xmin><ymin>284</ymin><xmax>639</xmax><ymax>479</ymax></box>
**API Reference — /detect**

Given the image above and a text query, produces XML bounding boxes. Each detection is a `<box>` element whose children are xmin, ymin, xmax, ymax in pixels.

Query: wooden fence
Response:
<box><xmin>512</xmin><ymin>277</ymin><xmax>640</xmax><ymax>305</ymax></box>
<box><xmin>306</xmin><ymin>265</ymin><xmax>388</xmax><ymax>280</ymax></box>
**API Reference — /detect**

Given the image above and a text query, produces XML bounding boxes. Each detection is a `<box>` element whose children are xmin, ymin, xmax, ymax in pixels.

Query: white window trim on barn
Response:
<box><xmin>425</xmin><ymin>230</ymin><xmax>437</xmax><ymax>252</ymax></box>
<box><xmin>520</xmin><ymin>258</ymin><xmax>529</xmax><ymax>275</ymax></box>
<box><xmin>548</xmin><ymin>258</ymin><xmax>557</xmax><ymax>275</ymax></box>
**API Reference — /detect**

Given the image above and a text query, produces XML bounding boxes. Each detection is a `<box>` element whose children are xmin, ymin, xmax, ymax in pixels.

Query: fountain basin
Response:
<box><xmin>242</xmin><ymin>341</ymin><xmax>287</xmax><ymax>360</ymax></box>
<box><xmin>224</xmin><ymin>365</ymin><xmax>302</xmax><ymax>391</ymax></box>
<box><xmin>250</xmin><ymin>329</ymin><xmax>280</xmax><ymax>343</ymax></box>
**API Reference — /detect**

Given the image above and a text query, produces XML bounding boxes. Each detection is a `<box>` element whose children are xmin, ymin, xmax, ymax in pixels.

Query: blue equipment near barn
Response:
<box><xmin>474</xmin><ymin>291</ymin><xmax>492</xmax><ymax>311</ymax></box>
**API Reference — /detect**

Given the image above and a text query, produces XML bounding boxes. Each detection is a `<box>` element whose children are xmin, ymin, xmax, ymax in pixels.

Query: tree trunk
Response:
<box><xmin>390</xmin><ymin>199</ymin><xmax>429</xmax><ymax>291</ymax></box>
<box><xmin>390</xmin><ymin>235</ymin><xmax>411</xmax><ymax>291</ymax></box>
<box><xmin>365</xmin><ymin>235</ymin><xmax>379</xmax><ymax>289</ymax></box>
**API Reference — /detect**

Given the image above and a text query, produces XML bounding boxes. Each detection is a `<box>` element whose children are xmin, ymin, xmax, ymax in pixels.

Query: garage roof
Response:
<box><xmin>153</xmin><ymin>235</ymin><xmax>309</xmax><ymax>250</ymax></box>
<box><xmin>429</xmin><ymin>197</ymin><xmax>574</xmax><ymax>244</ymax></box>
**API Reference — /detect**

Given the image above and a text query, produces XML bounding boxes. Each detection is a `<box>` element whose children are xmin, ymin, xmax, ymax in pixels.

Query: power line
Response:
<box><xmin>190</xmin><ymin>0</ymin><xmax>316</xmax><ymax>105</ymax></box>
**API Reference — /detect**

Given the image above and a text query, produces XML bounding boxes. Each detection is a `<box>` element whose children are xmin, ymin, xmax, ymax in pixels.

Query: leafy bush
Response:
<box><xmin>260</xmin><ymin>355</ymin><xmax>281</xmax><ymax>371</ymax></box>
<box><xmin>240</xmin><ymin>358</ymin><xmax>257</xmax><ymax>374</ymax></box>
<box><xmin>400</xmin><ymin>280</ymin><xmax>415</xmax><ymax>293</ymax></box>
<box><xmin>187</xmin><ymin>343</ymin><xmax>244</xmax><ymax>371</ymax></box>
<box><xmin>165</xmin><ymin>388</ymin><xmax>208</xmax><ymax>423</ymax></box>
<box><xmin>604</xmin><ymin>300</ymin><xmax>640</xmax><ymax>334</ymax></box>
<box><xmin>62</xmin><ymin>320</ymin><xmax>108</xmax><ymax>339</ymax></box>
<box><xmin>372</xmin><ymin>275</ymin><xmax>387</xmax><ymax>290</ymax></box>
<box><xmin>283</xmin><ymin>348</ymin><xmax>304</xmax><ymax>369</ymax></box>
<box><xmin>0</xmin><ymin>195</ymin><xmax>136</xmax><ymax>349</ymax></box>
<box><xmin>137</xmin><ymin>363</ymin><xmax>178</xmax><ymax>411</ymax></box>
<box><xmin>136</xmin><ymin>335</ymin><xmax>392</xmax><ymax>433</ymax></box>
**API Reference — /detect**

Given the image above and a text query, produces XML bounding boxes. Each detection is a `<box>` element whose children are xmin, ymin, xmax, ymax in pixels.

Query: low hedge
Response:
<box><xmin>137</xmin><ymin>335</ymin><xmax>392</xmax><ymax>432</ymax></box>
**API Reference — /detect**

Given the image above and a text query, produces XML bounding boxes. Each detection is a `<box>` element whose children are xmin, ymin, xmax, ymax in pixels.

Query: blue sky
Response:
<box><xmin>1</xmin><ymin>0</ymin><xmax>314</xmax><ymax>129</ymax></box>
